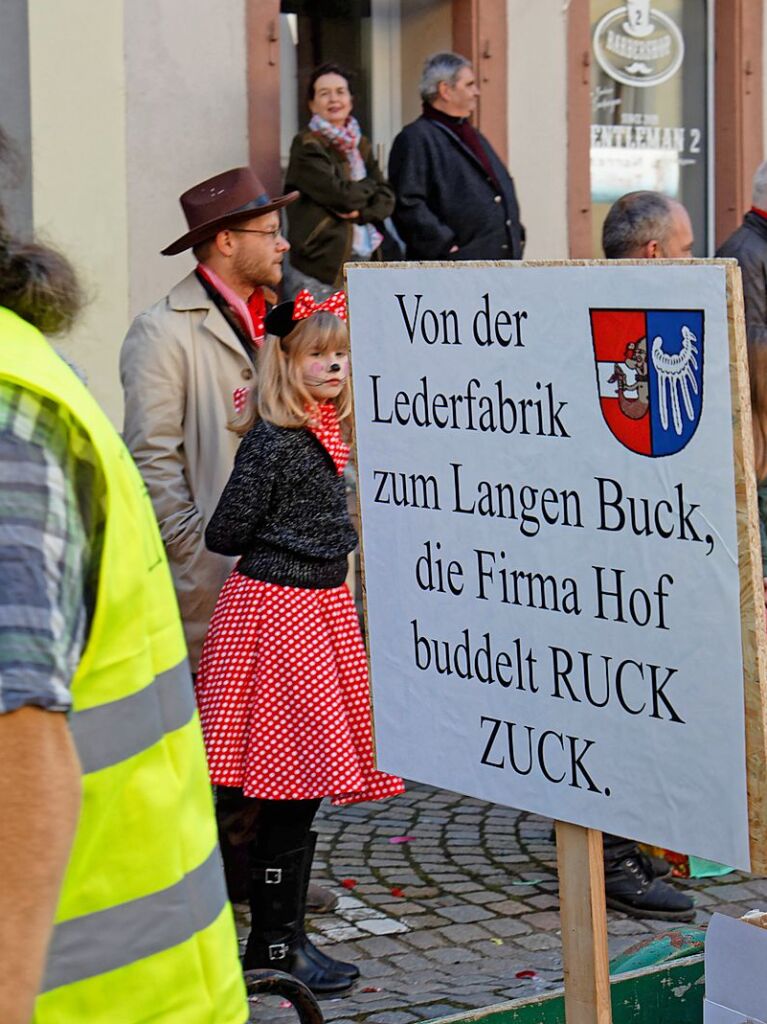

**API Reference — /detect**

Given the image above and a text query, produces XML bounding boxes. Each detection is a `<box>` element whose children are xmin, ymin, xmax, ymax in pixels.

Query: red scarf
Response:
<box><xmin>307</xmin><ymin>403</ymin><xmax>349</xmax><ymax>475</ymax></box>
<box><xmin>196</xmin><ymin>263</ymin><xmax>266</xmax><ymax>346</ymax></box>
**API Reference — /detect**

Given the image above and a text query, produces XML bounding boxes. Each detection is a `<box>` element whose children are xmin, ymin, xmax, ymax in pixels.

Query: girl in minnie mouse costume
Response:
<box><xmin>196</xmin><ymin>289</ymin><xmax>404</xmax><ymax>994</ymax></box>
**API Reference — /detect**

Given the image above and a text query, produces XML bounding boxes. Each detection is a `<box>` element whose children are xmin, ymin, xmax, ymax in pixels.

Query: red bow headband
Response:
<box><xmin>264</xmin><ymin>290</ymin><xmax>348</xmax><ymax>338</ymax></box>
<box><xmin>293</xmin><ymin>289</ymin><xmax>348</xmax><ymax>323</ymax></box>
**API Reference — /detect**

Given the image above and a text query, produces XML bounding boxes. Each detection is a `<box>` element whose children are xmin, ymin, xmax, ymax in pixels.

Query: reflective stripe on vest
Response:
<box><xmin>41</xmin><ymin>846</ymin><xmax>227</xmax><ymax>992</ymax></box>
<box><xmin>69</xmin><ymin>659</ymin><xmax>194</xmax><ymax>773</ymax></box>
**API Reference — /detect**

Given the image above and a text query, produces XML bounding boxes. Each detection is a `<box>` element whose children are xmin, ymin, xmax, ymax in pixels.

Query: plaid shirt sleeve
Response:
<box><xmin>0</xmin><ymin>380</ymin><xmax>105</xmax><ymax>714</ymax></box>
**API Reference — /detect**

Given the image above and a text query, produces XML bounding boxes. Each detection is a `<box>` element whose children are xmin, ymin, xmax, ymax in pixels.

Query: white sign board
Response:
<box><xmin>704</xmin><ymin>914</ymin><xmax>767</xmax><ymax>1023</ymax></box>
<box><xmin>348</xmin><ymin>262</ymin><xmax>751</xmax><ymax>870</ymax></box>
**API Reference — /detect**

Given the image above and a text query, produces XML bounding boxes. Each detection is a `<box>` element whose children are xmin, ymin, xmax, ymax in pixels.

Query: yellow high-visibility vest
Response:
<box><xmin>0</xmin><ymin>308</ymin><xmax>246</xmax><ymax>1024</ymax></box>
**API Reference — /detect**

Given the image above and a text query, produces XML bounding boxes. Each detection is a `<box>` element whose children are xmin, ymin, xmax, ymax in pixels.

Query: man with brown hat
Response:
<box><xmin>120</xmin><ymin>168</ymin><xmax>347</xmax><ymax>912</ymax></box>
<box><xmin>121</xmin><ymin>167</ymin><xmax>296</xmax><ymax>672</ymax></box>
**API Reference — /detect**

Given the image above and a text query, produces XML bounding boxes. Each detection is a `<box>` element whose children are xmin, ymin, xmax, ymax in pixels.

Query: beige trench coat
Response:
<box><xmin>120</xmin><ymin>271</ymin><xmax>256</xmax><ymax>670</ymax></box>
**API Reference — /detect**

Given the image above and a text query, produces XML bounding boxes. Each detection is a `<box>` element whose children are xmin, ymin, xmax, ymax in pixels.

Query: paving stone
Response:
<box><xmin>526</xmin><ymin>894</ymin><xmax>560</xmax><ymax>910</ymax></box>
<box><xmin>413</xmin><ymin>914</ymin><xmax>453</xmax><ymax>928</ymax></box>
<box><xmin>425</xmin><ymin>945</ymin><xmax>484</xmax><ymax>965</ymax></box>
<box><xmin>437</xmin><ymin>923</ymin><xmax>493</xmax><ymax>942</ymax></box>
<box><xmin>463</xmin><ymin>889</ymin><xmax>509</xmax><ymax>904</ymax></box>
<box><xmin>364</xmin><ymin>1011</ymin><xmax>419</xmax><ymax>1023</ymax></box>
<box><xmin>410</xmin><ymin>1004</ymin><xmax>465</xmax><ymax>1020</ymax></box>
<box><xmin>433</xmin><ymin>904</ymin><xmax>495</xmax><ymax>923</ymax></box>
<box><xmin>355</xmin><ymin>958</ymin><xmax>398</xmax><ymax>978</ymax></box>
<box><xmin>401</xmin><ymin>929</ymin><xmax>449</xmax><ymax>949</ymax></box>
<box><xmin>520</xmin><ymin>911</ymin><xmax>561</xmax><ymax>931</ymax></box>
<box><xmin>356</xmin><ymin>935</ymin><xmax>413</xmax><ymax>955</ymax></box>
<box><xmin>702</xmin><ymin>883</ymin><xmax>755</xmax><ymax>900</ymax></box>
<box><xmin>484</xmin><ymin>899</ymin><xmax>529</xmax><ymax>916</ymax></box>
<box><xmin>483</xmin><ymin>917</ymin><xmax>533</xmax><ymax>937</ymax></box>
<box><xmin>358</xmin><ymin>918</ymin><xmax>409</xmax><ymax>935</ymax></box>
<box><xmin>514</xmin><ymin>932</ymin><xmax>562</xmax><ymax>952</ymax></box>
<box><xmin>606</xmin><ymin>917</ymin><xmax>653</xmax><ymax>936</ymax></box>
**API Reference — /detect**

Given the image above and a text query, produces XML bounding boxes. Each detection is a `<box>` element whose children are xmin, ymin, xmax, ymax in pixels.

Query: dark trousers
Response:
<box><xmin>602</xmin><ymin>833</ymin><xmax>640</xmax><ymax>867</ymax></box>
<box><xmin>216</xmin><ymin>786</ymin><xmax>321</xmax><ymax>901</ymax></box>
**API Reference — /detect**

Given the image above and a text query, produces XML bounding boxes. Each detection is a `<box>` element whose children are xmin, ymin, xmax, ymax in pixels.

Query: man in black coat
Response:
<box><xmin>717</xmin><ymin>161</ymin><xmax>767</xmax><ymax>347</ymax></box>
<box><xmin>389</xmin><ymin>52</ymin><xmax>524</xmax><ymax>261</ymax></box>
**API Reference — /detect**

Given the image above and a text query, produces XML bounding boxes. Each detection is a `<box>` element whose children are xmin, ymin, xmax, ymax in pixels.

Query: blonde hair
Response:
<box><xmin>750</xmin><ymin>343</ymin><xmax>767</xmax><ymax>482</ymax></box>
<box><xmin>234</xmin><ymin>311</ymin><xmax>351</xmax><ymax>435</ymax></box>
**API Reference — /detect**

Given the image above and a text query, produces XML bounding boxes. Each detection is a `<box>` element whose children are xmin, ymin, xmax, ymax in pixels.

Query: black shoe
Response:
<box><xmin>644</xmin><ymin>852</ymin><xmax>672</xmax><ymax>881</ymax></box>
<box><xmin>299</xmin><ymin>931</ymin><xmax>360</xmax><ymax>980</ymax></box>
<box><xmin>604</xmin><ymin>854</ymin><xmax>694</xmax><ymax>922</ymax></box>
<box><xmin>244</xmin><ymin>932</ymin><xmax>354</xmax><ymax>994</ymax></box>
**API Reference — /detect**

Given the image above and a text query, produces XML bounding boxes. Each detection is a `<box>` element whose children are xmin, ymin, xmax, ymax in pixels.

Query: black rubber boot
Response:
<box><xmin>300</xmin><ymin>833</ymin><xmax>359</xmax><ymax>981</ymax></box>
<box><xmin>604</xmin><ymin>849</ymin><xmax>695</xmax><ymax>922</ymax></box>
<box><xmin>243</xmin><ymin>844</ymin><xmax>354</xmax><ymax>994</ymax></box>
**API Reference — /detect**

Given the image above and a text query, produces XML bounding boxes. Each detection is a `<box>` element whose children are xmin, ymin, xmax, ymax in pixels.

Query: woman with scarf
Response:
<box><xmin>283</xmin><ymin>63</ymin><xmax>395</xmax><ymax>298</ymax></box>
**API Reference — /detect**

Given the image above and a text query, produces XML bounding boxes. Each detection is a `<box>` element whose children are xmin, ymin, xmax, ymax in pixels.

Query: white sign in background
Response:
<box><xmin>348</xmin><ymin>263</ymin><xmax>750</xmax><ymax>870</ymax></box>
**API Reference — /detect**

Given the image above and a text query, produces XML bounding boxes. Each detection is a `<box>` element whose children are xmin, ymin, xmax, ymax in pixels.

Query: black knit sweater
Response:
<box><xmin>205</xmin><ymin>420</ymin><xmax>358</xmax><ymax>588</ymax></box>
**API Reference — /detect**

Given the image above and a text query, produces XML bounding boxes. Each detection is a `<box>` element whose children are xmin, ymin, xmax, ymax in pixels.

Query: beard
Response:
<box><xmin>232</xmin><ymin>245</ymin><xmax>282</xmax><ymax>291</ymax></box>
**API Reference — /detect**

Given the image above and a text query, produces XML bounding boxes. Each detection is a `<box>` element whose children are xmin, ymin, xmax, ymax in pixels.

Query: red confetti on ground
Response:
<box><xmin>390</xmin><ymin>887</ymin><xmax>406</xmax><ymax>898</ymax></box>
<box><xmin>341</xmin><ymin>878</ymin><xmax>358</xmax><ymax>889</ymax></box>
<box><xmin>280</xmin><ymin>1001</ymin><xmax>292</xmax><ymax>1008</ymax></box>
<box><xmin>388</xmin><ymin>836</ymin><xmax>415</xmax><ymax>844</ymax></box>
<box><xmin>360</xmin><ymin>986</ymin><xmax>382</xmax><ymax>993</ymax></box>
<box><xmin>515</xmin><ymin>970</ymin><xmax>539</xmax><ymax>980</ymax></box>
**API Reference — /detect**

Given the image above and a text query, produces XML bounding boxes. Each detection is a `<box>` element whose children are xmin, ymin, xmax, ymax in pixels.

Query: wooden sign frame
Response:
<box><xmin>346</xmin><ymin>259</ymin><xmax>767</xmax><ymax>1024</ymax></box>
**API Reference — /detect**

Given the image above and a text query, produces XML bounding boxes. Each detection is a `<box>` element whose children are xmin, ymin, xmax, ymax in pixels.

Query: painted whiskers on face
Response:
<box><xmin>301</xmin><ymin>347</ymin><xmax>350</xmax><ymax>403</ymax></box>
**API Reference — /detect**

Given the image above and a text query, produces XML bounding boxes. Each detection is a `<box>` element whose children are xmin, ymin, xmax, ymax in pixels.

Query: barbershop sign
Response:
<box><xmin>348</xmin><ymin>262</ymin><xmax>753</xmax><ymax>870</ymax></box>
<box><xmin>591</xmin><ymin>0</ymin><xmax>710</xmax><ymax>252</ymax></box>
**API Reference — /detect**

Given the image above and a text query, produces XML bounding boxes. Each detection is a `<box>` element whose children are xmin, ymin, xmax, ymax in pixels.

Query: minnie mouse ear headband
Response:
<box><xmin>264</xmin><ymin>289</ymin><xmax>348</xmax><ymax>338</ymax></box>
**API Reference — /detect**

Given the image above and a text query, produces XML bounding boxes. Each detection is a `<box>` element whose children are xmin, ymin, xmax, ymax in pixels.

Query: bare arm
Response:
<box><xmin>0</xmin><ymin>708</ymin><xmax>81</xmax><ymax>1024</ymax></box>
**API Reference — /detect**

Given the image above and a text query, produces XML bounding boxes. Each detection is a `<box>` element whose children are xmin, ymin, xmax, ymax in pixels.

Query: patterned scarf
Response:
<box><xmin>307</xmin><ymin>401</ymin><xmax>350</xmax><ymax>475</ymax></box>
<box><xmin>308</xmin><ymin>113</ymin><xmax>382</xmax><ymax>259</ymax></box>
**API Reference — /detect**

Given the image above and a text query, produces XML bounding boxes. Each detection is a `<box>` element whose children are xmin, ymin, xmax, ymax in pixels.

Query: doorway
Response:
<box><xmin>278</xmin><ymin>0</ymin><xmax>452</xmax><ymax>173</ymax></box>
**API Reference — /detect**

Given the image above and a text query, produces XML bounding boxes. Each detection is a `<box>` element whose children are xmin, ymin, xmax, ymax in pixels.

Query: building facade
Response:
<box><xmin>1</xmin><ymin>0</ymin><xmax>764</xmax><ymax>421</ymax></box>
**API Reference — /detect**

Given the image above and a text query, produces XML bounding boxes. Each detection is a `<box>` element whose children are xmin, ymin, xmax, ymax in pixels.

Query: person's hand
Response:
<box><xmin>449</xmin><ymin>245</ymin><xmax>459</xmax><ymax>253</ymax></box>
<box><xmin>337</xmin><ymin>210</ymin><xmax>360</xmax><ymax>220</ymax></box>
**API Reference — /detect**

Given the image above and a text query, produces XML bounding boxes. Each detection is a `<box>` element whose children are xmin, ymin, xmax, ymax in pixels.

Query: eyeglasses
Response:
<box><xmin>229</xmin><ymin>226</ymin><xmax>284</xmax><ymax>241</ymax></box>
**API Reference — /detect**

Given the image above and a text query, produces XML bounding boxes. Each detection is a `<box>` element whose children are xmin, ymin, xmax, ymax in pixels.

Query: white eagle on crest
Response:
<box><xmin>651</xmin><ymin>325</ymin><xmax>699</xmax><ymax>436</ymax></box>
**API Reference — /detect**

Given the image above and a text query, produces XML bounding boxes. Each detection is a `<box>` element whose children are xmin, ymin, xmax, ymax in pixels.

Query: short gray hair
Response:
<box><xmin>419</xmin><ymin>52</ymin><xmax>471</xmax><ymax>103</ymax></box>
<box><xmin>753</xmin><ymin>161</ymin><xmax>767</xmax><ymax>208</ymax></box>
<box><xmin>602</xmin><ymin>191</ymin><xmax>674</xmax><ymax>258</ymax></box>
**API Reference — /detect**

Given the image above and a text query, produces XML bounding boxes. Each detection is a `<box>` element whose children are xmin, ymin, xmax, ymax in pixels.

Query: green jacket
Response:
<box><xmin>284</xmin><ymin>129</ymin><xmax>395</xmax><ymax>286</ymax></box>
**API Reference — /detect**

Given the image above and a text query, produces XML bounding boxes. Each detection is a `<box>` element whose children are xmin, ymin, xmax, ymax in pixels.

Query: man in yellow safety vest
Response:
<box><xmin>0</xmin><ymin>130</ymin><xmax>248</xmax><ymax>1024</ymax></box>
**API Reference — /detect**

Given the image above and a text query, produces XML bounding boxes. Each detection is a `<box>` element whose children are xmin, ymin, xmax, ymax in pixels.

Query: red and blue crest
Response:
<box><xmin>590</xmin><ymin>308</ymin><xmax>705</xmax><ymax>457</ymax></box>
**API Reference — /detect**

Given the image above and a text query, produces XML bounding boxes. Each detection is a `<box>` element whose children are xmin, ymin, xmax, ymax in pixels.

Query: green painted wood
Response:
<box><xmin>422</xmin><ymin>954</ymin><xmax>705</xmax><ymax>1024</ymax></box>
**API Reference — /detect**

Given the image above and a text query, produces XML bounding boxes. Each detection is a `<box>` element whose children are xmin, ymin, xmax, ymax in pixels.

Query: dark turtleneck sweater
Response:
<box><xmin>421</xmin><ymin>102</ymin><xmax>500</xmax><ymax>190</ymax></box>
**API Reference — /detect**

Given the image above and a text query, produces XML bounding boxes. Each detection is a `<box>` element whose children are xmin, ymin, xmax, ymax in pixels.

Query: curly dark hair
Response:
<box><xmin>0</xmin><ymin>124</ymin><xmax>83</xmax><ymax>334</ymax></box>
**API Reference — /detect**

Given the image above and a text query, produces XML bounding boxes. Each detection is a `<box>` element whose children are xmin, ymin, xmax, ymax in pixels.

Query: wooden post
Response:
<box><xmin>556</xmin><ymin>821</ymin><xmax>612</xmax><ymax>1024</ymax></box>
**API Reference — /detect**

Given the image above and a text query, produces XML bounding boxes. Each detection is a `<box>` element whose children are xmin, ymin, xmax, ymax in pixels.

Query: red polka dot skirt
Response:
<box><xmin>195</xmin><ymin>571</ymin><xmax>404</xmax><ymax>805</ymax></box>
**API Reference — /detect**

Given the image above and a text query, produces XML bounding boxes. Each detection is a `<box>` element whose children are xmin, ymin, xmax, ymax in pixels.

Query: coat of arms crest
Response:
<box><xmin>590</xmin><ymin>308</ymin><xmax>704</xmax><ymax>456</ymax></box>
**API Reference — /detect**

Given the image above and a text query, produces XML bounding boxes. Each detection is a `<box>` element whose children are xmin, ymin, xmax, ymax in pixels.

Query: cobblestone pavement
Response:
<box><xmin>242</xmin><ymin>782</ymin><xmax>766</xmax><ymax>1024</ymax></box>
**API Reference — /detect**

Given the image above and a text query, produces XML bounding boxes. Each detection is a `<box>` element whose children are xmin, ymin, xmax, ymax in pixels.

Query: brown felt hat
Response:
<box><xmin>161</xmin><ymin>167</ymin><xmax>298</xmax><ymax>256</ymax></box>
